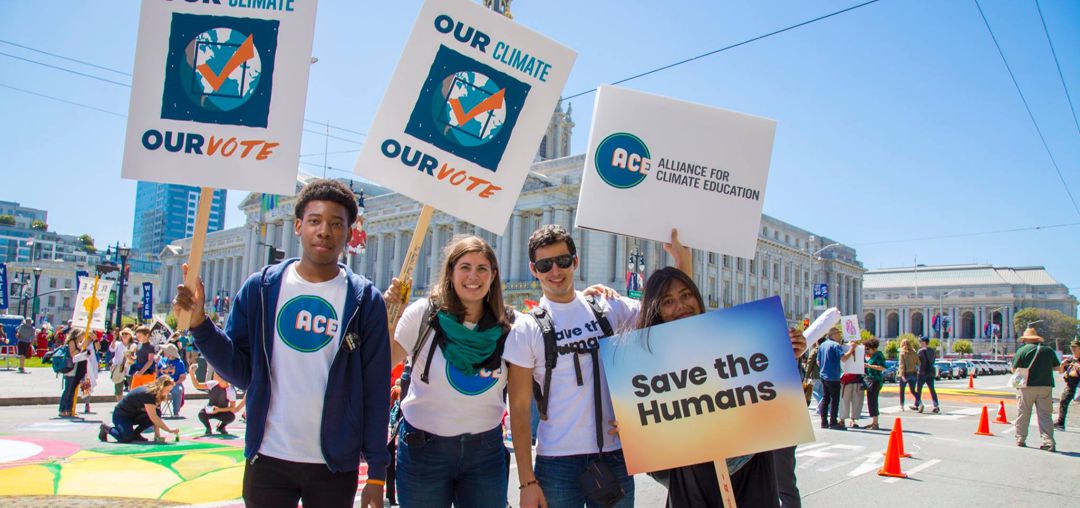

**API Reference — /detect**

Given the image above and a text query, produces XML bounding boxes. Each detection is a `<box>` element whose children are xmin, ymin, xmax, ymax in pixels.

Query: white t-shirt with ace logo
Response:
<box><xmin>395</xmin><ymin>298</ymin><xmax>513</xmax><ymax>437</ymax></box>
<box><xmin>260</xmin><ymin>264</ymin><xmax>347</xmax><ymax>464</ymax></box>
<box><xmin>503</xmin><ymin>292</ymin><xmax>640</xmax><ymax>457</ymax></box>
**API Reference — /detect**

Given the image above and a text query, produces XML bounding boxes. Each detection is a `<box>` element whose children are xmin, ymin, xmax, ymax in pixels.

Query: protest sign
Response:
<box><xmin>121</xmin><ymin>0</ymin><xmax>318</xmax><ymax>195</ymax></box>
<box><xmin>149</xmin><ymin>318</ymin><xmax>174</xmax><ymax>346</ymax></box>
<box><xmin>599</xmin><ymin>297</ymin><xmax>814</xmax><ymax>477</ymax></box>
<box><xmin>354</xmin><ymin>0</ymin><xmax>576</xmax><ymax>234</ymax></box>
<box><xmin>71</xmin><ymin>278</ymin><xmax>114</xmax><ymax>332</ymax></box>
<box><xmin>842</xmin><ymin>344</ymin><xmax>866</xmax><ymax>375</ymax></box>
<box><xmin>575</xmin><ymin>86</ymin><xmax>776</xmax><ymax>259</ymax></box>
<box><xmin>840</xmin><ymin>314</ymin><xmax>860</xmax><ymax>342</ymax></box>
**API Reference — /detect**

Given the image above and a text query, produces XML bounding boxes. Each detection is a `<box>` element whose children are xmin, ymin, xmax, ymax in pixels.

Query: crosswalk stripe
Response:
<box><xmin>884</xmin><ymin>458</ymin><xmax>942</xmax><ymax>483</ymax></box>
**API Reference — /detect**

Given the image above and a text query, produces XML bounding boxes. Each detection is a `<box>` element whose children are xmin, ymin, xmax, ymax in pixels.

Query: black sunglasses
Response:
<box><xmin>532</xmin><ymin>254</ymin><xmax>574</xmax><ymax>274</ymax></box>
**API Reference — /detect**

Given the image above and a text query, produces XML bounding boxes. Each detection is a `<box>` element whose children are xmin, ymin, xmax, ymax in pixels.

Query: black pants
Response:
<box><xmin>58</xmin><ymin>361</ymin><xmax>87</xmax><ymax>414</ymax></box>
<box><xmin>821</xmin><ymin>380</ymin><xmax>841</xmax><ymax>425</ymax></box>
<box><xmin>772</xmin><ymin>446</ymin><xmax>800</xmax><ymax>507</ymax></box>
<box><xmin>866</xmin><ymin>379</ymin><xmax>882</xmax><ymax>417</ymax></box>
<box><xmin>386</xmin><ymin>439</ymin><xmax>397</xmax><ymax>504</ymax></box>
<box><xmin>1058</xmin><ymin>382</ymin><xmax>1077</xmax><ymax>425</ymax></box>
<box><xmin>242</xmin><ymin>454</ymin><xmax>359</xmax><ymax>508</ymax></box>
<box><xmin>198</xmin><ymin>408</ymin><xmax>235</xmax><ymax>432</ymax></box>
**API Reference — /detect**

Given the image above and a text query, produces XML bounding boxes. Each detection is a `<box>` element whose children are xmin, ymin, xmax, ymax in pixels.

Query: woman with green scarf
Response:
<box><xmin>387</xmin><ymin>235</ymin><xmax>517</xmax><ymax>507</ymax></box>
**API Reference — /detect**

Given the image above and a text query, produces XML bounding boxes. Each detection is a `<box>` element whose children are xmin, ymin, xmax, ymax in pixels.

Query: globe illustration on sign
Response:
<box><xmin>180</xmin><ymin>28</ymin><xmax>262</xmax><ymax>112</ymax></box>
<box><xmin>432</xmin><ymin>71</ymin><xmax>507</xmax><ymax>147</ymax></box>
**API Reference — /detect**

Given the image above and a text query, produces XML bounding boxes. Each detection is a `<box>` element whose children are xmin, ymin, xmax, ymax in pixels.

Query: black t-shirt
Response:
<box><xmin>116</xmin><ymin>386</ymin><xmax>157</xmax><ymax>419</ymax></box>
<box><xmin>665</xmin><ymin>452</ymin><xmax>779</xmax><ymax>508</ymax></box>
<box><xmin>207</xmin><ymin>383</ymin><xmax>232</xmax><ymax>408</ymax></box>
<box><xmin>917</xmin><ymin>347</ymin><xmax>936</xmax><ymax>376</ymax></box>
<box><xmin>133</xmin><ymin>342</ymin><xmax>156</xmax><ymax>372</ymax></box>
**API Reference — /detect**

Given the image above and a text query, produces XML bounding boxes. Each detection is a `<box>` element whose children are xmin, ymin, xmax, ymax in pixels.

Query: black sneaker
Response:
<box><xmin>931</xmin><ymin>407</ymin><xmax>940</xmax><ymax>414</ymax></box>
<box><xmin>217</xmin><ymin>426</ymin><xmax>230</xmax><ymax>435</ymax></box>
<box><xmin>98</xmin><ymin>424</ymin><xmax>110</xmax><ymax>442</ymax></box>
<box><xmin>829</xmin><ymin>423</ymin><xmax>847</xmax><ymax>431</ymax></box>
<box><xmin>132</xmin><ymin>434</ymin><xmax>150</xmax><ymax>442</ymax></box>
<box><xmin>203</xmin><ymin>428</ymin><xmax>214</xmax><ymax>437</ymax></box>
<box><xmin>821</xmin><ymin>420</ymin><xmax>829</xmax><ymax>429</ymax></box>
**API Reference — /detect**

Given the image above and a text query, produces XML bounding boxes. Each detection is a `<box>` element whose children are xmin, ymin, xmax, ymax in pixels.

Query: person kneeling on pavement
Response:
<box><xmin>99</xmin><ymin>375</ymin><xmax>180</xmax><ymax>443</ymax></box>
<box><xmin>190</xmin><ymin>363</ymin><xmax>243</xmax><ymax>436</ymax></box>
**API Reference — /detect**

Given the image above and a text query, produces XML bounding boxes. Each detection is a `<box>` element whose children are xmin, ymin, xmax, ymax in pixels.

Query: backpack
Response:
<box><xmin>50</xmin><ymin>345</ymin><xmax>73</xmax><ymax>374</ymax></box>
<box><xmin>529</xmin><ymin>294</ymin><xmax>613</xmax><ymax>421</ymax></box>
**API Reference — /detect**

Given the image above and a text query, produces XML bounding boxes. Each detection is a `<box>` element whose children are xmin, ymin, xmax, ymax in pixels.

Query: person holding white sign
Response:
<box><xmin>505</xmin><ymin>226</ymin><xmax>691</xmax><ymax>508</ymax></box>
<box><xmin>630</xmin><ymin>267</ymin><xmax>808</xmax><ymax>508</ymax></box>
<box><xmin>383</xmin><ymin>235</ymin><xmax>517</xmax><ymax>507</ymax></box>
<box><xmin>173</xmin><ymin>180</ymin><xmax>390</xmax><ymax>508</ymax></box>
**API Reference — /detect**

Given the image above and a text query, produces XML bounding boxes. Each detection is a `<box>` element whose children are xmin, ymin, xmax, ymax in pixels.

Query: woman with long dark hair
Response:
<box><xmin>635</xmin><ymin>267</ymin><xmax>806</xmax><ymax>508</ymax></box>
<box><xmin>58</xmin><ymin>329</ymin><xmax>91</xmax><ymax>417</ymax></box>
<box><xmin>384</xmin><ymin>235</ymin><xmax>516</xmax><ymax>507</ymax></box>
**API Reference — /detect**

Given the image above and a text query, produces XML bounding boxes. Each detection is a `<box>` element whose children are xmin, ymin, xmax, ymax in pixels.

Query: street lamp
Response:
<box><xmin>115</xmin><ymin>246</ymin><xmax>131</xmax><ymax>327</ymax></box>
<box><xmin>938</xmin><ymin>289</ymin><xmax>959</xmax><ymax>347</ymax></box>
<box><xmin>31</xmin><ymin>267</ymin><xmax>41</xmax><ymax>324</ymax></box>
<box><xmin>806</xmin><ymin>235</ymin><xmax>840</xmax><ymax>322</ymax></box>
<box><xmin>626</xmin><ymin>242</ymin><xmax>645</xmax><ymax>299</ymax></box>
<box><xmin>988</xmin><ymin>306</ymin><xmax>1005</xmax><ymax>360</ymax></box>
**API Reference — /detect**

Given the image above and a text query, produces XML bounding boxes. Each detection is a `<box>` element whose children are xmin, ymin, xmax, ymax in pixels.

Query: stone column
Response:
<box><xmin>542</xmin><ymin>206</ymin><xmax>553</xmax><ymax>226</ymax></box>
<box><xmin>375</xmin><ymin>233</ymin><xmax>389</xmax><ymax>288</ymax></box>
<box><xmin>284</xmin><ymin>222</ymin><xmax>298</xmax><ymax>259</ymax></box>
<box><xmin>614</xmin><ymin>236</ymin><xmax>626</xmax><ymax>287</ymax></box>
<box><xmin>510</xmin><ymin>212</ymin><xmax>524</xmax><ymax>281</ymax></box>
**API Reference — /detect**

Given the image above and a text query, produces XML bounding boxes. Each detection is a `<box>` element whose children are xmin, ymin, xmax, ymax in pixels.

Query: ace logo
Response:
<box><xmin>405</xmin><ymin>45</ymin><xmax>530</xmax><ymax>172</ymax></box>
<box><xmin>161</xmin><ymin>13</ymin><xmax>280</xmax><ymax>128</ymax></box>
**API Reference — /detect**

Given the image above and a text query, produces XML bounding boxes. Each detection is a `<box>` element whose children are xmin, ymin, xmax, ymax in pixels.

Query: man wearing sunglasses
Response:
<box><xmin>505</xmin><ymin>225</ymin><xmax>689</xmax><ymax>508</ymax></box>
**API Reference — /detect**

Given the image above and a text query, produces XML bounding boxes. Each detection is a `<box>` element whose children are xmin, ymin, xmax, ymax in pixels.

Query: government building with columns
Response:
<box><xmin>158</xmin><ymin>104</ymin><xmax>864</xmax><ymax>325</ymax></box>
<box><xmin>862</xmin><ymin>264</ymin><xmax>1077</xmax><ymax>354</ymax></box>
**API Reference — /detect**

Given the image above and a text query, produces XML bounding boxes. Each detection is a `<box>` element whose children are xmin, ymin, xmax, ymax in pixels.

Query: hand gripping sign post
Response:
<box><xmin>121</xmin><ymin>0</ymin><xmax>318</xmax><ymax>329</ymax></box>
<box><xmin>354</xmin><ymin>0</ymin><xmax>574</xmax><ymax>327</ymax></box>
<box><xmin>599</xmin><ymin>297</ymin><xmax>814</xmax><ymax>507</ymax></box>
<box><xmin>575</xmin><ymin>86</ymin><xmax>776</xmax><ymax>259</ymax></box>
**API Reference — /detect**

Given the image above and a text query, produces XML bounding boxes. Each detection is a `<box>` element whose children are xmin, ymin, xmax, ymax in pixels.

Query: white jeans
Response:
<box><xmin>839</xmin><ymin>382</ymin><xmax>864</xmax><ymax>421</ymax></box>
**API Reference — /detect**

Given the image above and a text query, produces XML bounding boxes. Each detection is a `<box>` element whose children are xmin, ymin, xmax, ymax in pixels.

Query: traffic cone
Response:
<box><xmin>975</xmin><ymin>406</ymin><xmax>994</xmax><ymax>436</ymax></box>
<box><xmin>878</xmin><ymin>425</ymin><xmax>908</xmax><ymax>478</ymax></box>
<box><xmin>968</xmin><ymin>374</ymin><xmax>974</xmax><ymax>389</ymax></box>
<box><xmin>881</xmin><ymin>417</ymin><xmax>912</xmax><ymax>458</ymax></box>
<box><xmin>994</xmin><ymin>400</ymin><xmax>1010</xmax><ymax>424</ymax></box>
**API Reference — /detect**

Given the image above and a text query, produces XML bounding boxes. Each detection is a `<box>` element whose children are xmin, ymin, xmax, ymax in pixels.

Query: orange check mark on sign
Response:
<box><xmin>196</xmin><ymin>34</ymin><xmax>256</xmax><ymax>92</ymax></box>
<box><xmin>448</xmin><ymin>88</ymin><xmax>505</xmax><ymax>126</ymax></box>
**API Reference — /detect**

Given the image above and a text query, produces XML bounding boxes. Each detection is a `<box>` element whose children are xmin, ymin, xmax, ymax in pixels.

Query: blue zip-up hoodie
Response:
<box><xmin>191</xmin><ymin>259</ymin><xmax>390</xmax><ymax>480</ymax></box>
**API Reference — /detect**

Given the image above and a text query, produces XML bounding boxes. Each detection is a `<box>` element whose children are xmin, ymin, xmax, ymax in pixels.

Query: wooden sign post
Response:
<box><xmin>714</xmin><ymin>459</ymin><xmax>738</xmax><ymax>508</ymax></box>
<box><xmin>72</xmin><ymin>274</ymin><xmax>101</xmax><ymax>416</ymax></box>
<box><xmin>386</xmin><ymin>205</ymin><xmax>434</xmax><ymax>331</ymax></box>
<box><xmin>177</xmin><ymin>187</ymin><xmax>215</xmax><ymax>331</ymax></box>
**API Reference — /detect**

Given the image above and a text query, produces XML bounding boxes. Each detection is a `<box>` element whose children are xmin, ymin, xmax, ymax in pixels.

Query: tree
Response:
<box><xmin>928</xmin><ymin>338</ymin><xmax>942</xmax><ymax>355</ymax></box>
<box><xmin>860</xmin><ymin>329</ymin><xmax>875</xmax><ymax>342</ymax></box>
<box><xmin>1014</xmin><ymin>307</ymin><xmax>1080</xmax><ymax>353</ymax></box>
<box><xmin>884</xmin><ymin>340</ymin><xmax>900</xmax><ymax>360</ymax></box>
<box><xmin>165</xmin><ymin>312</ymin><xmax>178</xmax><ymax>331</ymax></box>
<box><xmin>78</xmin><ymin>234</ymin><xmax>97</xmax><ymax>254</ymax></box>
<box><xmin>30</xmin><ymin>220</ymin><xmax>47</xmax><ymax>230</ymax></box>
<box><xmin>0</xmin><ymin>214</ymin><xmax>14</xmax><ymax>226</ymax></box>
<box><xmin>952</xmin><ymin>339</ymin><xmax>973</xmax><ymax>356</ymax></box>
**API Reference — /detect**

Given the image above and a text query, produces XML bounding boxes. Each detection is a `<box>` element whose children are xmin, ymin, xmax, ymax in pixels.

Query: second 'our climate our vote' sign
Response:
<box><xmin>121</xmin><ymin>0</ymin><xmax>318</xmax><ymax>195</ymax></box>
<box><xmin>355</xmin><ymin>0</ymin><xmax>576</xmax><ymax>234</ymax></box>
<box><xmin>599</xmin><ymin>297</ymin><xmax>814</xmax><ymax>474</ymax></box>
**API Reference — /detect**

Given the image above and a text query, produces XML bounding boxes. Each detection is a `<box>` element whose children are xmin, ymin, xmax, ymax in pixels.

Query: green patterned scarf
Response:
<box><xmin>437</xmin><ymin>311</ymin><xmax>502</xmax><ymax>376</ymax></box>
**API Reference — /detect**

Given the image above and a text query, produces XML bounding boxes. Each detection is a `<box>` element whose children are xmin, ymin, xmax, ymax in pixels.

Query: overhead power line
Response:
<box><xmin>852</xmin><ymin>221</ymin><xmax>1080</xmax><ymax>247</ymax></box>
<box><xmin>560</xmin><ymin>0</ymin><xmax>883</xmax><ymax>101</ymax></box>
<box><xmin>973</xmin><ymin>0</ymin><xmax>1080</xmax><ymax>218</ymax></box>
<box><xmin>1034</xmin><ymin>0</ymin><xmax>1080</xmax><ymax>138</ymax></box>
<box><xmin>0</xmin><ymin>83</ymin><xmax>126</xmax><ymax>118</ymax></box>
<box><xmin>0</xmin><ymin>43</ymin><xmax>367</xmax><ymax>140</ymax></box>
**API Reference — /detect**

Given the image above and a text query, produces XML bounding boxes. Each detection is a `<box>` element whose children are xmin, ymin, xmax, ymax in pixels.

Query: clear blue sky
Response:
<box><xmin>2</xmin><ymin>1</ymin><xmax>1078</xmax><ymax>301</ymax></box>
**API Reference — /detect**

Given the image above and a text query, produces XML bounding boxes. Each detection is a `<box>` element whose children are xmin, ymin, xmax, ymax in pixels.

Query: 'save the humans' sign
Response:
<box><xmin>576</xmin><ymin>86</ymin><xmax>776</xmax><ymax>259</ymax></box>
<box><xmin>354</xmin><ymin>0</ymin><xmax>576</xmax><ymax>234</ymax></box>
<box><xmin>121</xmin><ymin>0</ymin><xmax>318</xmax><ymax>195</ymax></box>
<box><xmin>599</xmin><ymin>297</ymin><xmax>814</xmax><ymax>474</ymax></box>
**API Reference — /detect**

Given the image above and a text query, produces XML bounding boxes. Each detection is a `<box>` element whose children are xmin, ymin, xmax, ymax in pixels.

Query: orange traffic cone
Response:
<box><xmin>994</xmin><ymin>400</ymin><xmax>1010</xmax><ymax>424</ymax></box>
<box><xmin>975</xmin><ymin>405</ymin><xmax>994</xmax><ymax>436</ymax></box>
<box><xmin>878</xmin><ymin>425</ymin><xmax>908</xmax><ymax>478</ymax></box>
<box><xmin>881</xmin><ymin>418</ymin><xmax>913</xmax><ymax>458</ymax></box>
<box><xmin>968</xmin><ymin>374</ymin><xmax>974</xmax><ymax>389</ymax></box>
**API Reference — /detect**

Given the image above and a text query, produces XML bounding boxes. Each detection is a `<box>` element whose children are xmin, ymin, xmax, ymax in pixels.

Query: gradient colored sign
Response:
<box><xmin>599</xmin><ymin>297</ymin><xmax>814</xmax><ymax>474</ymax></box>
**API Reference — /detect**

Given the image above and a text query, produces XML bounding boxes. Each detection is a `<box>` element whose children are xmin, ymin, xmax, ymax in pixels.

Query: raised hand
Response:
<box><xmin>173</xmin><ymin>263</ymin><xmax>207</xmax><ymax>329</ymax></box>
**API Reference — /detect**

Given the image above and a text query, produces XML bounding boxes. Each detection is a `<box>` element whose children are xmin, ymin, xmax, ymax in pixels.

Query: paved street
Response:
<box><xmin>1</xmin><ymin>371</ymin><xmax>1076</xmax><ymax>506</ymax></box>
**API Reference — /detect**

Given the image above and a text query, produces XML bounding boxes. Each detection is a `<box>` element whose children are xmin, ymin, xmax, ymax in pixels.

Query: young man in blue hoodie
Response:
<box><xmin>173</xmin><ymin>179</ymin><xmax>390</xmax><ymax>508</ymax></box>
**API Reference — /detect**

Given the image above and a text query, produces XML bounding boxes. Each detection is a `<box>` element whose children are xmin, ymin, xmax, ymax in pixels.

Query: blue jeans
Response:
<box><xmin>169</xmin><ymin>383</ymin><xmax>183</xmax><ymax>416</ymax></box>
<box><xmin>535</xmin><ymin>450</ymin><xmax>635</xmax><ymax>508</ymax></box>
<box><xmin>915</xmin><ymin>374</ymin><xmax>939</xmax><ymax>409</ymax></box>
<box><xmin>109</xmin><ymin>412</ymin><xmax>153</xmax><ymax>443</ymax></box>
<box><xmin>811</xmin><ymin>378</ymin><xmax>823</xmax><ymax>414</ymax></box>
<box><xmin>899</xmin><ymin>374</ymin><xmax>918</xmax><ymax>406</ymax></box>
<box><xmin>396</xmin><ymin>419</ymin><xmax>507</xmax><ymax>508</ymax></box>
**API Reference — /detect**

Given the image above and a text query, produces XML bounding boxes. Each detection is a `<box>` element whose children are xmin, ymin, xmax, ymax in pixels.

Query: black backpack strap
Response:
<box><xmin>412</xmin><ymin>300</ymin><xmax>439</xmax><ymax>384</ymax></box>
<box><xmin>529</xmin><ymin>307</ymin><xmax>559</xmax><ymax>421</ymax></box>
<box><xmin>588</xmin><ymin>346</ymin><xmax>604</xmax><ymax>453</ymax></box>
<box><xmin>584</xmin><ymin>294</ymin><xmax>614</xmax><ymax>337</ymax></box>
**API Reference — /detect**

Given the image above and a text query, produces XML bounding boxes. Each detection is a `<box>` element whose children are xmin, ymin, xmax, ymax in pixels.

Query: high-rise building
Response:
<box><xmin>132</xmin><ymin>182</ymin><xmax>226</xmax><ymax>257</ymax></box>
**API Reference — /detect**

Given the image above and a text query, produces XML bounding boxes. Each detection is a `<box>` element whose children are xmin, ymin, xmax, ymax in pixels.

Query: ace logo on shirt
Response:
<box><xmin>276</xmin><ymin>295</ymin><xmax>341</xmax><ymax>353</ymax></box>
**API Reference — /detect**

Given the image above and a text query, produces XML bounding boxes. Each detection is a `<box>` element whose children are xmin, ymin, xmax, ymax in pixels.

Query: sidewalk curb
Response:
<box><xmin>0</xmin><ymin>392</ymin><xmax>209</xmax><ymax>407</ymax></box>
